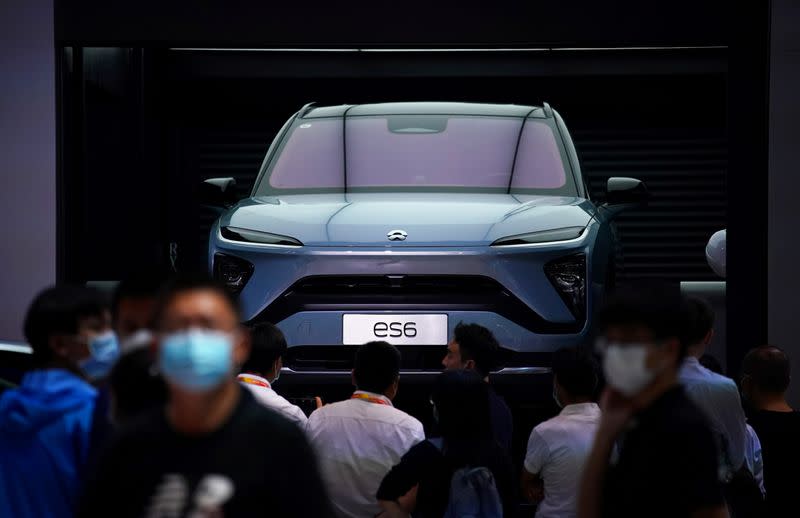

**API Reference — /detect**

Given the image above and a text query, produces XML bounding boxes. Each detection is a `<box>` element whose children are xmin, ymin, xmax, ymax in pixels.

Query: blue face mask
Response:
<box><xmin>159</xmin><ymin>329</ymin><xmax>233</xmax><ymax>392</ymax></box>
<box><xmin>79</xmin><ymin>331</ymin><xmax>120</xmax><ymax>380</ymax></box>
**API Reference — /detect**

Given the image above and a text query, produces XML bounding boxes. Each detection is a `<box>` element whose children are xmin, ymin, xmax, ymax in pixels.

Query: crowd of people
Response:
<box><xmin>0</xmin><ymin>273</ymin><xmax>797</xmax><ymax>518</ymax></box>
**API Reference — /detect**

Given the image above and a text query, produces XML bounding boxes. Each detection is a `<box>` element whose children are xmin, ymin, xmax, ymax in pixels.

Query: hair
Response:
<box><xmin>23</xmin><ymin>285</ymin><xmax>109</xmax><ymax>366</ymax></box>
<box><xmin>742</xmin><ymin>345</ymin><xmax>791</xmax><ymax>394</ymax></box>
<box><xmin>596</xmin><ymin>281</ymin><xmax>692</xmax><ymax>364</ymax></box>
<box><xmin>241</xmin><ymin>322</ymin><xmax>287</xmax><ymax>375</ymax></box>
<box><xmin>108</xmin><ymin>348</ymin><xmax>167</xmax><ymax>423</ymax></box>
<box><xmin>699</xmin><ymin>354</ymin><xmax>724</xmax><ymax>375</ymax></box>
<box><xmin>353</xmin><ymin>341</ymin><xmax>401</xmax><ymax>394</ymax></box>
<box><xmin>552</xmin><ymin>346</ymin><xmax>598</xmax><ymax>398</ymax></box>
<box><xmin>153</xmin><ymin>273</ymin><xmax>240</xmax><ymax>328</ymax></box>
<box><xmin>684</xmin><ymin>296</ymin><xmax>715</xmax><ymax>346</ymax></box>
<box><xmin>431</xmin><ymin>369</ymin><xmax>492</xmax><ymax>441</ymax></box>
<box><xmin>111</xmin><ymin>272</ymin><xmax>171</xmax><ymax>324</ymax></box>
<box><xmin>453</xmin><ymin>322</ymin><xmax>500</xmax><ymax>378</ymax></box>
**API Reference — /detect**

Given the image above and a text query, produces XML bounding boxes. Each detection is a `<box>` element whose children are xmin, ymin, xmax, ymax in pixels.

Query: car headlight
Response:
<box><xmin>491</xmin><ymin>226</ymin><xmax>585</xmax><ymax>247</ymax></box>
<box><xmin>213</xmin><ymin>253</ymin><xmax>254</xmax><ymax>295</ymax></box>
<box><xmin>544</xmin><ymin>254</ymin><xmax>586</xmax><ymax>320</ymax></box>
<box><xmin>221</xmin><ymin>226</ymin><xmax>303</xmax><ymax>247</ymax></box>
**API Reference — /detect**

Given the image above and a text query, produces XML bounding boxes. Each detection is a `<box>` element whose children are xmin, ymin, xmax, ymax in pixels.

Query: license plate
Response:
<box><xmin>342</xmin><ymin>314</ymin><xmax>448</xmax><ymax>346</ymax></box>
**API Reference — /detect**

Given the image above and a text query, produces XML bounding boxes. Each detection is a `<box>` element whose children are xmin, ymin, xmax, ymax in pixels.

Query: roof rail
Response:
<box><xmin>298</xmin><ymin>102</ymin><xmax>316</xmax><ymax>118</ymax></box>
<box><xmin>542</xmin><ymin>102</ymin><xmax>554</xmax><ymax>118</ymax></box>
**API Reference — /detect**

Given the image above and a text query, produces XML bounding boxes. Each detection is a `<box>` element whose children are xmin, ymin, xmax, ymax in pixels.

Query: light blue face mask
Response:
<box><xmin>79</xmin><ymin>331</ymin><xmax>120</xmax><ymax>380</ymax></box>
<box><xmin>159</xmin><ymin>329</ymin><xmax>233</xmax><ymax>392</ymax></box>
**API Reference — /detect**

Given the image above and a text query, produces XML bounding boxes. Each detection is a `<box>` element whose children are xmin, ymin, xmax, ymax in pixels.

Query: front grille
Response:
<box><xmin>292</xmin><ymin>275</ymin><xmax>505</xmax><ymax>299</ymax></box>
<box><xmin>248</xmin><ymin>275</ymin><xmax>583</xmax><ymax>334</ymax></box>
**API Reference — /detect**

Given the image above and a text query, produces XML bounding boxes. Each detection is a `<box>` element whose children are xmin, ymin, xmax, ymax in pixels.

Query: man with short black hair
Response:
<box><xmin>0</xmin><ymin>285</ymin><xmax>113</xmax><ymax>518</ymax></box>
<box><xmin>78</xmin><ymin>274</ymin><xmax>332</xmax><ymax>517</ymax></box>
<box><xmin>742</xmin><ymin>345</ymin><xmax>800</xmax><ymax>516</ymax></box>
<box><xmin>679</xmin><ymin>298</ymin><xmax>750</xmax><ymax>481</ymax></box>
<box><xmin>108</xmin><ymin>273</ymin><xmax>168</xmax><ymax>424</ymax></box>
<box><xmin>238</xmin><ymin>322</ymin><xmax>307</xmax><ymax>426</ymax></box>
<box><xmin>442</xmin><ymin>322</ymin><xmax>513</xmax><ymax>455</ymax></box>
<box><xmin>307</xmin><ymin>341</ymin><xmax>425</xmax><ymax>518</ymax></box>
<box><xmin>578</xmin><ymin>284</ymin><xmax>727</xmax><ymax>518</ymax></box>
<box><xmin>522</xmin><ymin>346</ymin><xmax>600</xmax><ymax>518</ymax></box>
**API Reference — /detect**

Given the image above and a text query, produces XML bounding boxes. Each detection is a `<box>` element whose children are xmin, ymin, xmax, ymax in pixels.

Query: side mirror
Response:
<box><xmin>605</xmin><ymin>177</ymin><xmax>648</xmax><ymax>206</ymax></box>
<box><xmin>200</xmin><ymin>177</ymin><xmax>238</xmax><ymax>207</ymax></box>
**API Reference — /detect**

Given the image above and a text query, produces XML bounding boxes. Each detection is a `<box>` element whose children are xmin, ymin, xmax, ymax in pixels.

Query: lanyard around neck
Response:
<box><xmin>239</xmin><ymin>375</ymin><xmax>270</xmax><ymax>389</ymax></box>
<box><xmin>351</xmin><ymin>392</ymin><xmax>390</xmax><ymax>405</ymax></box>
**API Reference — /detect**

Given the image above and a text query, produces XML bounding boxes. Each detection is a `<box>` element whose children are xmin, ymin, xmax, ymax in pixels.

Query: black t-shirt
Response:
<box><xmin>746</xmin><ymin>409</ymin><xmax>800</xmax><ymax>517</ymax></box>
<box><xmin>602</xmin><ymin>386</ymin><xmax>725</xmax><ymax>518</ymax></box>
<box><xmin>77</xmin><ymin>387</ymin><xmax>332</xmax><ymax>518</ymax></box>
<box><xmin>376</xmin><ymin>438</ymin><xmax>515</xmax><ymax>518</ymax></box>
<box><xmin>488</xmin><ymin>388</ymin><xmax>513</xmax><ymax>457</ymax></box>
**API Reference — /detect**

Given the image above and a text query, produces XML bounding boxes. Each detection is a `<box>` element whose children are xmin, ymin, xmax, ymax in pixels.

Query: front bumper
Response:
<box><xmin>210</xmin><ymin>221</ymin><xmax>601</xmax><ymax>356</ymax></box>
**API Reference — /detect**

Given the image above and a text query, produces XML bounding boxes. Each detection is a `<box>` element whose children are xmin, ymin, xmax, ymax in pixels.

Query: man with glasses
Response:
<box><xmin>578</xmin><ymin>284</ymin><xmax>728</xmax><ymax>518</ymax></box>
<box><xmin>79</xmin><ymin>274</ymin><xmax>331</xmax><ymax>517</ymax></box>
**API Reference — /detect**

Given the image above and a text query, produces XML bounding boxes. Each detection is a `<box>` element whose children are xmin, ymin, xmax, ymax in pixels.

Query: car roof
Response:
<box><xmin>301</xmin><ymin>102</ymin><xmax>549</xmax><ymax>119</ymax></box>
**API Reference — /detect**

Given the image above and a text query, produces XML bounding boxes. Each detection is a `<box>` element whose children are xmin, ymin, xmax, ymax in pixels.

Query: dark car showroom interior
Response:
<box><xmin>1</xmin><ymin>1</ymin><xmax>798</xmax><ymax>517</ymax></box>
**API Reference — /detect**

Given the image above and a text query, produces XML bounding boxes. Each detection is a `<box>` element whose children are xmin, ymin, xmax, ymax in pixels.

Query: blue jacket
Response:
<box><xmin>0</xmin><ymin>369</ymin><xmax>99</xmax><ymax>518</ymax></box>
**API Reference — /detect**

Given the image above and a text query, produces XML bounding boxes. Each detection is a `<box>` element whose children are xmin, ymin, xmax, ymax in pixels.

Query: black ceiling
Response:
<box><xmin>56</xmin><ymin>0</ymin><xmax>730</xmax><ymax>48</ymax></box>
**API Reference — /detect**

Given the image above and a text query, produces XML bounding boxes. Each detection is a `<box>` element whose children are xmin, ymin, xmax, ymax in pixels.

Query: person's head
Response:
<box><xmin>24</xmin><ymin>285</ymin><xmax>114</xmax><ymax>377</ymax></box>
<box><xmin>684</xmin><ymin>296</ymin><xmax>715</xmax><ymax>358</ymax></box>
<box><xmin>112</xmin><ymin>272</ymin><xmax>168</xmax><ymax>345</ymax></box>
<box><xmin>154</xmin><ymin>273</ymin><xmax>250</xmax><ymax>395</ymax></box>
<box><xmin>552</xmin><ymin>346</ymin><xmax>598</xmax><ymax>407</ymax></box>
<box><xmin>741</xmin><ymin>345</ymin><xmax>791</xmax><ymax>407</ymax></box>
<box><xmin>352</xmin><ymin>341</ymin><xmax>401</xmax><ymax>400</ymax></box>
<box><xmin>442</xmin><ymin>322</ymin><xmax>500</xmax><ymax>379</ymax></box>
<box><xmin>430</xmin><ymin>369</ymin><xmax>492</xmax><ymax>441</ymax></box>
<box><xmin>596</xmin><ymin>282</ymin><xmax>691</xmax><ymax>398</ymax></box>
<box><xmin>241</xmin><ymin>323</ymin><xmax>287</xmax><ymax>383</ymax></box>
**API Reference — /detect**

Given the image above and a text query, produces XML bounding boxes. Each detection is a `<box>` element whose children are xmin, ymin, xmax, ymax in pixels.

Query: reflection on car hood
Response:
<box><xmin>221</xmin><ymin>193</ymin><xmax>595</xmax><ymax>247</ymax></box>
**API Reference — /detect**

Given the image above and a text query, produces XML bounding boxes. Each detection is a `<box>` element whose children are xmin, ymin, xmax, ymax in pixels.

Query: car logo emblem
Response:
<box><xmin>387</xmin><ymin>230</ymin><xmax>408</xmax><ymax>241</ymax></box>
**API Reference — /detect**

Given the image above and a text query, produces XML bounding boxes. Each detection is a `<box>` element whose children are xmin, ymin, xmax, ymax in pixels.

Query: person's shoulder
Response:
<box><xmin>238</xmin><ymin>390</ymin><xmax>300</xmax><ymax>429</ymax></box>
<box><xmin>703</xmin><ymin>369</ymin><xmax>739</xmax><ymax>391</ymax></box>
<box><xmin>308</xmin><ymin>398</ymin><xmax>348</xmax><ymax>419</ymax></box>
<box><xmin>390</xmin><ymin>407</ymin><xmax>424</xmax><ymax>432</ymax></box>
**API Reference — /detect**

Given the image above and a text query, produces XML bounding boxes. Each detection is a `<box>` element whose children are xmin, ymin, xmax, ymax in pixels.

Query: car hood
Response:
<box><xmin>221</xmin><ymin>193</ymin><xmax>595</xmax><ymax>247</ymax></box>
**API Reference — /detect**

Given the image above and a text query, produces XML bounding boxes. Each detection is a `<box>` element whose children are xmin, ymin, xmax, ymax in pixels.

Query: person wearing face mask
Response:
<box><xmin>107</xmin><ymin>273</ymin><xmax>168</xmax><ymax>425</ymax></box>
<box><xmin>237</xmin><ymin>322</ymin><xmax>308</xmax><ymax>427</ymax></box>
<box><xmin>0</xmin><ymin>285</ymin><xmax>114</xmax><ymax>518</ymax></box>
<box><xmin>521</xmin><ymin>346</ymin><xmax>600</xmax><ymax>518</ymax></box>
<box><xmin>578</xmin><ymin>283</ymin><xmax>728</xmax><ymax>518</ymax></box>
<box><xmin>78</xmin><ymin>274</ymin><xmax>333</xmax><ymax>518</ymax></box>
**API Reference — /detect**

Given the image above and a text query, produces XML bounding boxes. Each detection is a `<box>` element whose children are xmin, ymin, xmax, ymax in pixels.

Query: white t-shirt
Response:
<box><xmin>306</xmin><ymin>391</ymin><xmax>425</xmax><ymax>518</ymax></box>
<box><xmin>237</xmin><ymin>374</ymin><xmax>308</xmax><ymax>427</ymax></box>
<box><xmin>679</xmin><ymin>357</ymin><xmax>748</xmax><ymax>474</ymax></box>
<box><xmin>524</xmin><ymin>402</ymin><xmax>601</xmax><ymax>518</ymax></box>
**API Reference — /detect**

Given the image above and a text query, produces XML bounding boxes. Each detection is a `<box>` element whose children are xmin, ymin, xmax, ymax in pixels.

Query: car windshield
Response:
<box><xmin>256</xmin><ymin>114</ymin><xmax>576</xmax><ymax>195</ymax></box>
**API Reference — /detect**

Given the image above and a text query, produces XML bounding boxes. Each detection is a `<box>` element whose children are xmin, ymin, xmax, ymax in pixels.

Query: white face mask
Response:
<box><xmin>602</xmin><ymin>344</ymin><xmax>656</xmax><ymax>397</ymax></box>
<box><xmin>120</xmin><ymin>329</ymin><xmax>154</xmax><ymax>354</ymax></box>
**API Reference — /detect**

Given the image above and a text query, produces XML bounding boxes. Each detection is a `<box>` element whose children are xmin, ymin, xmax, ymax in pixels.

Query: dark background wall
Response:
<box><xmin>0</xmin><ymin>1</ymin><xmax>56</xmax><ymax>340</ymax></box>
<box><xmin>49</xmin><ymin>0</ymin><xmax>770</xmax><ymax>380</ymax></box>
<box><xmin>768</xmin><ymin>0</ymin><xmax>800</xmax><ymax>405</ymax></box>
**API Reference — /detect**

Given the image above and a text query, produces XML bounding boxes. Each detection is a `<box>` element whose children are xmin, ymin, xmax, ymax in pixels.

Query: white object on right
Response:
<box><xmin>706</xmin><ymin>229</ymin><xmax>726</xmax><ymax>278</ymax></box>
